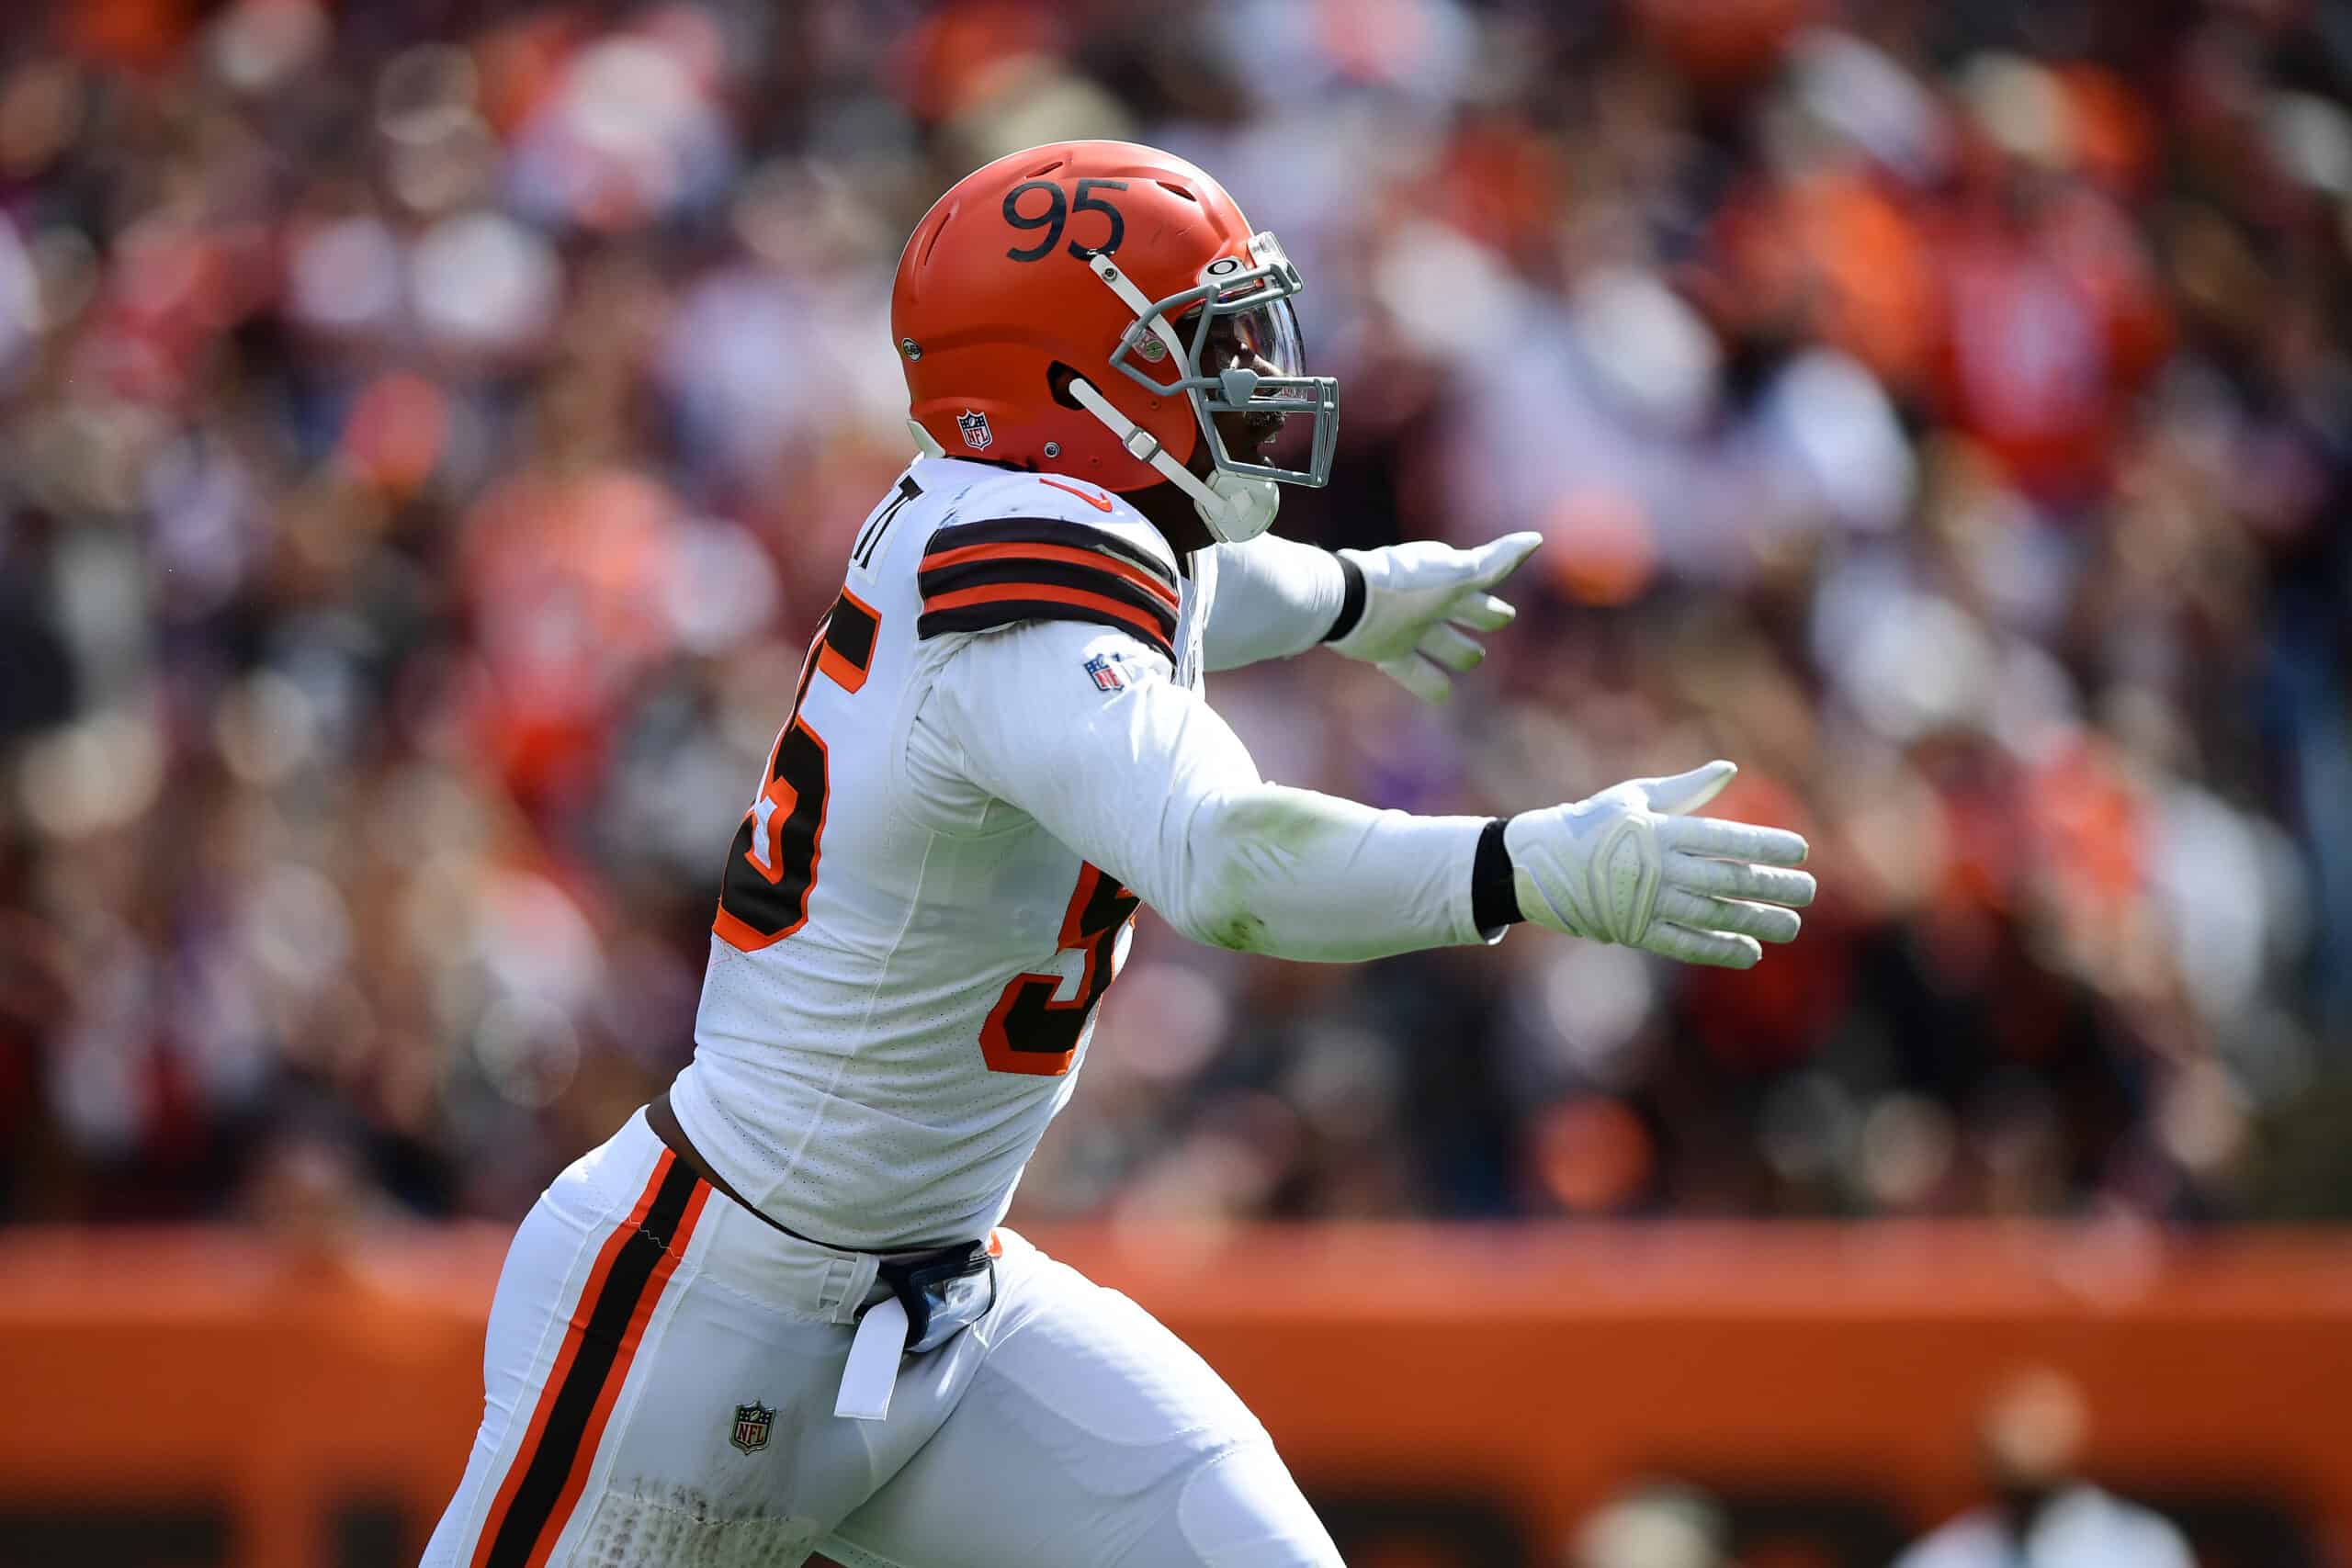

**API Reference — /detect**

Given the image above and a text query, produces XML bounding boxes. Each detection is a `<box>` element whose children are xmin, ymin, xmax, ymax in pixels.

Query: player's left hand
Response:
<box><xmin>1329</xmin><ymin>532</ymin><xmax>1543</xmax><ymax>703</ymax></box>
<box><xmin>1506</xmin><ymin>761</ymin><xmax>1814</xmax><ymax>968</ymax></box>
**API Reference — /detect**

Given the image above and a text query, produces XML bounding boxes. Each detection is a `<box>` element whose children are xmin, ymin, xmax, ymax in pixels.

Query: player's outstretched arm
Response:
<box><xmin>1205</xmin><ymin>531</ymin><xmax>1543</xmax><ymax>702</ymax></box>
<box><xmin>929</xmin><ymin>619</ymin><xmax>1489</xmax><ymax>961</ymax></box>
<box><xmin>926</xmin><ymin>620</ymin><xmax>1811</xmax><ymax>966</ymax></box>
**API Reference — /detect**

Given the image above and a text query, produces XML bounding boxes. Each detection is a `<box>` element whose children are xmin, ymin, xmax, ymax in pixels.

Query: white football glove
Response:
<box><xmin>1506</xmin><ymin>761</ymin><xmax>1815</xmax><ymax>969</ymax></box>
<box><xmin>1329</xmin><ymin>531</ymin><xmax>1544</xmax><ymax>703</ymax></box>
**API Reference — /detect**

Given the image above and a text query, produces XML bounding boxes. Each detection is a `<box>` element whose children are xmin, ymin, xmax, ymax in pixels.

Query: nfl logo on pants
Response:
<box><xmin>730</xmin><ymin>1401</ymin><xmax>774</xmax><ymax>1454</ymax></box>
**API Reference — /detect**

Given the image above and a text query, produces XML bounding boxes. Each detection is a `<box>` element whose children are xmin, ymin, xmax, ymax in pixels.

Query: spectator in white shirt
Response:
<box><xmin>1894</xmin><ymin>1371</ymin><xmax>2195</xmax><ymax>1568</ymax></box>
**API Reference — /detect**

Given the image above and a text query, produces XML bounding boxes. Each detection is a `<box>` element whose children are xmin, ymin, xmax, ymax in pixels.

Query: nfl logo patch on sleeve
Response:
<box><xmin>956</xmin><ymin>409</ymin><xmax>993</xmax><ymax>450</ymax></box>
<box><xmin>1084</xmin><ymin>652</ymin><xmax>1125</xmax><ymax>692</ymax></box>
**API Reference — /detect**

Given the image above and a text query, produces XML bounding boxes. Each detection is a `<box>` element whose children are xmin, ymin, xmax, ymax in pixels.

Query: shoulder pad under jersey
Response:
<box><xmin>916</xmin><ymin>471</ymin><xmax>1182</xmax><ymax>664</ymax></box>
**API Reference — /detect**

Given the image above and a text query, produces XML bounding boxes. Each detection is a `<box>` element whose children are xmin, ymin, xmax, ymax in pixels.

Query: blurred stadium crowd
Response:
<box><xmin>0</xmin><ymin>0</ymin><xmax>2347</xmax><ymax>1233</ymax></box>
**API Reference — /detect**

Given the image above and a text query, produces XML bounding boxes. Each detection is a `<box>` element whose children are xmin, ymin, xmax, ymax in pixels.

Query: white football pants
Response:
<box><xmin>420</xmin><ymin>1110</ymin><xmax>1340</xmax><ymax>1567</ymax></box>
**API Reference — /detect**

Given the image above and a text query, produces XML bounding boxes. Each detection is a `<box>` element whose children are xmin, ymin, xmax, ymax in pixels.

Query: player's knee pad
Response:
<box><xmin>1161</xmin><ymin>1442</ymin><xmax>1342</xmax><ymax>1568</ymax></box>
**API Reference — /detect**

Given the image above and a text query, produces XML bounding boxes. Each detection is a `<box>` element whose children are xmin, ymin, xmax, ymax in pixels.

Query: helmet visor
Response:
<box><xmin>1193</xmin><ymin>296</ymin><xmax>1321</xmax><ymax>472</ymax></box>
<box><xmin>1190</xmin><ymin>261</ymin><xmax>1336</xmax><ymax>485</ymax></box>
<box><xmin>1203</xmin><ymin>293</ymin><xmax>1306</xmax><ymax>385</ymax></box>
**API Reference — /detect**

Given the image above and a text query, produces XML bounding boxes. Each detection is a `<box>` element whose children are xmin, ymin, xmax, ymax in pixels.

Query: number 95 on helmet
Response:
<box><xmin>890</xmin><ymin>140</ymin><xmax>1340</xmax><ymax>544</ymax></box>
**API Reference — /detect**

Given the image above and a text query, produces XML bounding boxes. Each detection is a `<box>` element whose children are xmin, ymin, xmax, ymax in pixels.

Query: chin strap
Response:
<box><xmin>1079</xmin><ymin>252</ymin><xmax>1281</xmax><ymax>544</ymax></box>
<box><xmin>910</xmin><ymin>398</ymin><xmax>1272</xmax><ymax>540</ymax></box>
<box><xmin>1063</xmin><ymin>375</ymin><xmax>1277</xmax><ymax>543</ymax></box>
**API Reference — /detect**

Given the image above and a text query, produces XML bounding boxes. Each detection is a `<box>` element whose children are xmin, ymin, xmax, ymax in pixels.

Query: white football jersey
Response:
<box><xmin>672</xmin><ymin>456</ymin><xmax>1221</xmax><ymax>1248</ymax></box>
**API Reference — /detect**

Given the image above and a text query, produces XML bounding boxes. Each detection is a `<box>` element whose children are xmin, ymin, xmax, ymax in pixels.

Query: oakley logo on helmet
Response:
<box><xmin>956</xmin><ymin>410</ymin><xmax>994</xmax><ymax>451</ymax></box>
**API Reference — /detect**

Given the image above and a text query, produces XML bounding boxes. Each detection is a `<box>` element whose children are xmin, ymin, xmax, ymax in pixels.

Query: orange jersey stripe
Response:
<box><xmin>920</xmin><ymin>539</ymin><xmax>1179</xmax><ymax>612</ymax></box>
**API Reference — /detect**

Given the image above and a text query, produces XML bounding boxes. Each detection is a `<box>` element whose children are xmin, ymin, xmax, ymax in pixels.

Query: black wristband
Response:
<box><xmin>1322</xmin><ymin>554</ymin><xmax>1368</xmax><ymax>643</ymax></box>
<box><xmin>1472</xmin><ymin>817</ymin><xmax>1521</xmax><ymax>931</ymax></box>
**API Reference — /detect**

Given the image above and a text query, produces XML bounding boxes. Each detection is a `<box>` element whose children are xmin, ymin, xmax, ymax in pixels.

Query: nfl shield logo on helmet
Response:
<box><xmin>956</xmin><ymin>409</ymin><xmax>993</xmax><ymax>450</ymax></box>
<box><xmin>730</xmin><ymin>1401</ymin><xmax>774</xmax><ymax>1454</ymax></box>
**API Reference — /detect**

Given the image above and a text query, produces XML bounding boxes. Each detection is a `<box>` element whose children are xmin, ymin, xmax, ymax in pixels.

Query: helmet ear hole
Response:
<box><xmin>1046</xmin><ymin>362</ymin><xmax>1086</xmax><ymax>410</ymax></box>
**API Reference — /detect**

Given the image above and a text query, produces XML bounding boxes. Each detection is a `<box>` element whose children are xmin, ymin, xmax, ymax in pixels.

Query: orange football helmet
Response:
<box><xmin>891</xmin><ymin>141</ymin><xmax>1338</xmax><ymax>543</ymax></box>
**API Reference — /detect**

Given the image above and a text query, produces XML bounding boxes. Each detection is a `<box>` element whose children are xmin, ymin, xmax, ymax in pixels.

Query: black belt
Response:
<box><xmin>837</xmin><ymin>1239</ymin><xmax>999</xmax><ymax>1420</ymax></box>
<box><xmin>876</xmin><ymin>1239</ymin><xmax>997</xmax><ymax>1354</ymax></box>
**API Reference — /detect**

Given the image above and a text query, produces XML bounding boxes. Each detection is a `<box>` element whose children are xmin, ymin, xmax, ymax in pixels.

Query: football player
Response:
<box><xmin>424</xmin><ymin>141</ymin><xmax>1815</xmax><ymax>1568</ymax></box>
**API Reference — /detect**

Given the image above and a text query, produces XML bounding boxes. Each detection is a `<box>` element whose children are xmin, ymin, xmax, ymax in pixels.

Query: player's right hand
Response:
<box><xmin>1503</xmin><ymin>761</ymin><xmax>1814</xmax><ymax>968</ymax></box>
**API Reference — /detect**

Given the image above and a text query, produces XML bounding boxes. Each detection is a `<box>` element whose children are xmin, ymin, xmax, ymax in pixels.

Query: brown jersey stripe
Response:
<box><xmin>469</xmin><ymin>1151</ymin><xmax>710</xmax><ymax>1568</ymax></box>
<box><xmin>920</xmin><ymin>539</ymin><xmax>1181</xmax><ymax>613</ymax></box>
<box><xmin>918</xmin><ymin>583</ymin><xmax>1177</xmax><ymax>663</ymax></box>
<box><xmin>920</xmin><ymin>600</ymin><xmax>1175</xmax><ymax>664</ymax></box>
<box><xmin>923</xmin><ymin>517</ymin><xmax>1177</xmax><ymax>591</ymax></box>
<box><xmin>920</xmin><ymin>558</ymin><xmax>1179</xmax><ymax>638</ymax></box>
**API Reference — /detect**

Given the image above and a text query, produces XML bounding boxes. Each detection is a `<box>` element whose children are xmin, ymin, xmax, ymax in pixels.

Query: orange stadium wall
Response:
<box><xmin>3</xmin><ymin>1224</ymin><xmax>2349</xmax><ymax>1568</ymax></box>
